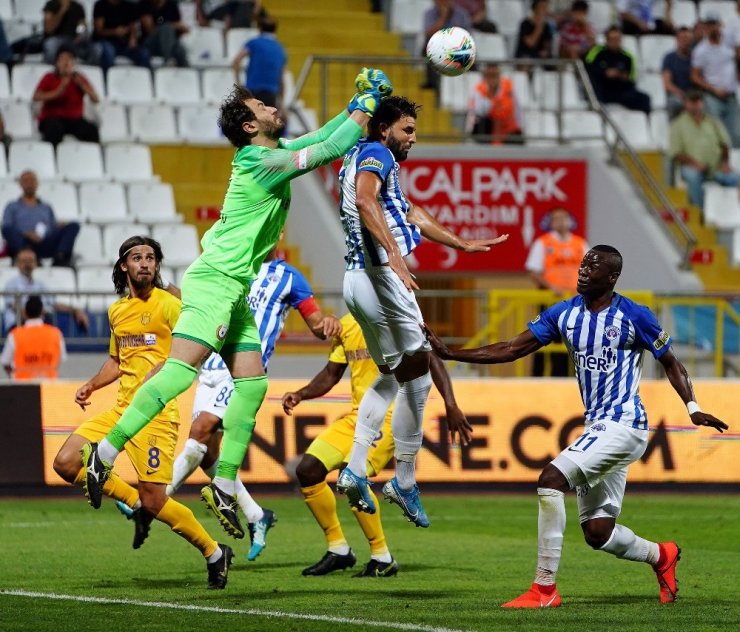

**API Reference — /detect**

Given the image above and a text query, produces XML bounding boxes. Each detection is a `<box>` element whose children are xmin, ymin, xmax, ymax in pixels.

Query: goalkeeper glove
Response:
<box><xmin>347</xmin><ymin>90</ymin><xmax>382</xmax><ymax>115</ymax></box>
<box><xmin>354</xmin><ymin>67</ymin><xmax>393</xmax><ymax>98</ymax></box>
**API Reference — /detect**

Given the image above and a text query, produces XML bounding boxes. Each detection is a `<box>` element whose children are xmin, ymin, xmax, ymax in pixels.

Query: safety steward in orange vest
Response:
<box><xmin>1</xmin><ymin>295</ymin><xmax>66</xmax><ymax>380</ymax></box>
<box><xmin>468</xmin><ymin>64</ymin><xmax>522</xmax><ymax>144</ymax></box>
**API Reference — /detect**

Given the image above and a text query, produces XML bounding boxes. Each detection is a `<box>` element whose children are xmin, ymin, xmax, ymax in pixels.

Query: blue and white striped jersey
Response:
<box><xmin>338</xmin><ymin>138</ymin><xmax>421</xmax><ymax>270</ymax></box>
<box><xmin>199</xmin><ymin>258</ymin><xmax>314</xmax><ymax>385</ymax></box>
<box><xmin>528</xmin><ymin>293</ymin><xmax>672</xmax><ymax>430</ymax></box>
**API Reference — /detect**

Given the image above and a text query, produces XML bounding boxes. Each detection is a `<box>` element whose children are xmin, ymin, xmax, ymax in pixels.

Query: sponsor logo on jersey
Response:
<box><xmin>653</xmin><ymin>330</ymin><xmax>670</xmax><ymax>350</ymax></box>
<box><xmin>604</xmin><ymin>325</ymin><xmax>619</xmax><ymax>340</ymax></box>
<box><xmin>359</xmin><ymin>157</ymin><xmax>384</xmax><ymax>171</ymax></box>
<box><xmin>573</xmin><ymin>346</ymin><xmax>617</xmax><ymax>373</ymax></box>
<box><xmin>216</xmin><ymin>324</ymin><xmax>228</xmax><ymax>340</ymax></box>
<box><xmin>345</xmin><ymin>348</ymin><xmax>372</xmax><ymax>361</ymax></box>
<box><xmin>117</xmin><ymin>334</ymin><xmax>148</xmax><ymax>348</ymax></box>
<box><xmin>530</xmin><ymin>315</ymin><xmax>541</xmax><ymax>325</ymax></box>
<box><xmin>144</xmin><ymin>334</ymin><xmax>156</xmax><ymax>346</ymax></box>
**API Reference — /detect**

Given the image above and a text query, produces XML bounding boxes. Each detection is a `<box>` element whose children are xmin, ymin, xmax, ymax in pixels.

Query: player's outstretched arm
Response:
<box><xmin>659</xmin><ymin>350</ymin><xmax>729</xmax><ymax>433</ymax></box>
<box><xmin>423</xmin><ymin>324</ymin><xmax>542</xmax><ymax>365</ymax></box>
<box><xmin>408</xmin><ymin>204</ymin><xmax>509</xmax><ymax>252</ymax></box>
<box><xmin>281</xmin><ymin>361</ymin><xmax>347</xmax><ymax>414</ymax></box>
<box><xmin>75</xmin><ymin>357</ymin><xmax>121</xmax><ymax>410</ymax></box>
<box><xmin>429</xmin><ymin>353</ymin><xmax>472</xmax><ymax>445</ymax></box>
<box><xmin>304</xmin><ymin>312</ymin><xmax>342</xmax><ymax>340</ymax></box>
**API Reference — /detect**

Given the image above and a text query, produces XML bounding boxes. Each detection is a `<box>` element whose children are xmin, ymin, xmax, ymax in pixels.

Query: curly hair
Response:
<box><xmin>112</xmin><ymin>235</ymin><xmax>165</xmax><ymax>295</ymax></box>
<box><xmin>367</xmin><ymin>96</ymin><xmax>421</xmax><ymax>140</ymax></box>
<box><xmin>218</xmin><ymin>85</ymin><xmax>257</xmax><ymax>148</ymax></box>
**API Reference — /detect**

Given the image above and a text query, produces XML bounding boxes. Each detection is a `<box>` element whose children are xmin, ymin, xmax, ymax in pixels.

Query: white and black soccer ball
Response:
<box><xmin>425</xmin><ymin>27</ymin><xmax>477</xmax><ymax>77</ymax></box>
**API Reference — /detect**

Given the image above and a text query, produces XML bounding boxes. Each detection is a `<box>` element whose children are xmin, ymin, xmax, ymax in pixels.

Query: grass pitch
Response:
<box><xmin>1</xmin><ymin>492</ymin><xmax>738</xmax><ymax>631</ymax></box>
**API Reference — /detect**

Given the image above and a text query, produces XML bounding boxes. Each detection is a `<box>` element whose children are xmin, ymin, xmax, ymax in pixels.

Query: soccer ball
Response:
<box><xmin>425</xmin><ymin>27</ymin><xmax>476</xmax><ymax>77</ymax></box>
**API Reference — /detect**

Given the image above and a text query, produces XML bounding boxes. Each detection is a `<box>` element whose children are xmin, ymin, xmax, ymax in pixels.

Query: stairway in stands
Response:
<box><xmin>264</xmin><ymin>0</ymin><xmax>461</xmax><ymax>140</ymax></box>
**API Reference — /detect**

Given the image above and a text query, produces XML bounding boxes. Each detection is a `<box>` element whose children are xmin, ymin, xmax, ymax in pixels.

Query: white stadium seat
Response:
<box><xmin>0</xmin><ymin>0</ymin><xmax>13</xmax><ymax>20</ymax></box>
<box><xmin>10</xmin><ymin>63</ymin><xmax>52</xmax><ymax>101</ymax></box>
<box><xmin>129</xmin><ymin>104</ymin><xmax>179</xmax><ymax>143</ymax></box>
<box><xmin>75</xmin><ymin>267</ymin><xmax>119</xmax><ymax>311</ymax></box>
<box><xmin>77</xmin><ymin>64</ymin><xmax>106</xmax><ymax>101</ymax></box>
<box><xmin>104</xmin><ymin>144</ymin><xmax>154</xmax><ymax>182</ymax></box>
<box><xmin>621</xmin><ymin>35</ymin><xmax>641</xmax><ymax>71</ymax></box>
<box><xmin>34</xmin><ymin>267</ymin><xmax>77</xmax><ymax>293</ymax></box>
<box><xmin>524</xmin><ymin>111</ymin><xmax>559</xmax><ymax>145</ymax></box>
<box><xmin>672</xmin><ymin>1</ymin><xmax>697</xmax><ymax>28</ymax></box>
<box><xmin>107</xmin><ymin>67</ymin><xmax>154</xmax><ymax>104</ymax></box>
<box><xmin>96</xmin><ymin>103</ymin><xmax>129</xmax><ymax>143</ymax></box>
<box><xmin>9</xmin><ymin>141</ymin><xmax>56</xmax><ymax>178</ymax></box>
<box><xmin>0</xmin><ymin>101</ymin><xmax>35</xmax><ymax>139</ymax></box>
<box><xmin>639</xmin><ymin>36</ymin><xmax>675</xmax><ymax>74</ymax></box>
<box><xmin>181</xmin><ymin>27</ymin><xmax>226</xmax><ymax>67</ymax></box>
<box><xmin>486</xmin><ymin>1</ymin><xmax>525</xmax><ymax>38</ymax></box>
<box><xmin>637</xmin><ymin>73</ymin><xmax>666</xmax><ymax>110</ymax></box>
<box><xmin>56</xmin><ymin>141</ymin><xmax>105</xmax><ymax>182</ymax></box>
<box><xmin>698</xmin><ymin>1</ymin><xmax>736</xmax><ymax>23</ymax></box>
<box><xmin>0</xmin><ymin>150</ymin><xmax>7</xmax><ymax>180</ymax></box>
<box><xmin>607</xmin><ymin>109</ymin><xmax>654</xmax><ymax>149</ymax></box>
<box><xmin>390</xmin><ymin>0</ymin><xmax>426</xmax><ymax>35</ymax></box>
<box><xmin>102</xmin><ymin>224</ymin><xmax>151</xmax><ymax>264</ymax></box>
<box><xmin>512</xmin><ymin>70</ymin><xmax>533</xmax><ymax>110</ymax></box>
<box><xmin>152</xmin><ymin>224</ymin><xmax>201</xmax><ymax>267</ymax></box>
<box><xmin>733</xmin><ymin>229</ymin><xmax>740</xmax><ymax>267</ymax></box>
<box><xmin>533</xmin><ymin>70</ymin><xmax>586</xmax><ymax>110</ymax></box>
<box><xmin>703</xmin><ymin>184</ymin><xmax>740</xmax><ymax>230</ymax></box>
<box><xmin>588</xmin><ymin>0</ymin><xmax>615</xmax><ymax>32</ymax></box>
<box><xmin>440</xmin><ymin>72</ymin><xmax>479</xmax><ymax>113</ymax></box>
<box><xmin>201</xmin><ymin>67</ymin><xmax>234</xmax><ymax>104</ymax></box>
<box><xmin>650</xmin><ymin>110</ymin><xmax>670</xmax><ymax>151</ymax></box>
<box><xmin>0</xmin><ymin>181</ymin><xmax>18</xmax><ymax>208</ymax></box>
<box><xmin>73</xmin><ymin>224</ymin><xmax>106</xmax><ymax>266</ymax></box>
<box><xmin>79</xmin><ymin>182</ymin><xmax>128</xmax><ymax>224</ymax></box>
<box><xmin>177</xmin><ymin>104</ymin><xmax>227</xmax><ymax>144</ymax></box>
<box><xmin>730</xmin><ymin>149</ymin><xmax>740</xmax><ymax>172</ymax></box>
<box><xmin>14</xmin><ymin>0</ymin><xmax>47</xmax><ymax>22</ymax></box>
<box><xmin>127</xmin><ymin>182</ymin><xmax>180</xmax><ymax>224</ymax></box>
<box><xmin>474</xmin><ymin>33</ymin><xmax>508</xmax><ymax>61</ymax></box>
<box><xmin>0</xmin><ymin>63</ymin><xmax>10</xmax><ymax>100</ymax></box>
<box><xmin>226</xmin><ymin>28</ymin><xmax>258</xmax><ymax>59</ymax></box>
<box><xmin>37</xmin><ymin>181</ymin><xmax>80</xmax><ymax>222</ymax></box>
<box><xmin>562</xmin><ymin>110</ymin><xmax>605</xmax><ymax>146</ymax></box>
<box><xmin>154</xmin><ymin>67</ymin><xmax>201</xmax><ymax>105</ymax></box>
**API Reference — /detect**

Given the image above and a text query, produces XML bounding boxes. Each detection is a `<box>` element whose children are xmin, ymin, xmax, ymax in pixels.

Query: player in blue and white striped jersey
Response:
<box><xmin>425</xmin><ymin>245</ymin><xmax>728</xmax><ymax>608</ymax></box>
<box><xmin>335</xmin><ymin>96</ymin><xmax>508</xmax><ymax>527</ymax></box>
<box><xmin>165</xmin><ymin>250</ymin><xmax>340</xmax><ymax>560</ymax></box>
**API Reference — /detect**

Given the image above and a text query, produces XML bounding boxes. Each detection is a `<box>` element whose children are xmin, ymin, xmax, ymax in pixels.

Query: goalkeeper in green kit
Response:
<box><xmin>81</xmin><ymin>70</ymin><xmax>393</xmax><ymax>541</ymax></box>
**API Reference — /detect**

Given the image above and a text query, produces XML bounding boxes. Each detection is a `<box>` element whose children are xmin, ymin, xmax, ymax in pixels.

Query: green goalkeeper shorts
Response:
<box><xmin>173</xmin><ymin>257</ymin><xmax>262</xmax><ymax>355</ymax></box>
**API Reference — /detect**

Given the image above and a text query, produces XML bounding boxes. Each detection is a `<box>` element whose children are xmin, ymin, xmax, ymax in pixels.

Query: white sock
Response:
<box><xmin>235</xmin><ymin>478</ymin><xmax>264</xmax><ymax>523</ymax></box>
<box><xmin>168</xmin><ymin>439</ymin><xmax>207</xmax><ymax>495</ymax></box>
<box><xmin>391</xmin><ymin>372</ymin><xmax>432</xmax><ymax>489</ymax></box>
<box><xmin>213</xmin><ymin>475</ymin><xmax>235</xmax><ymax>496</ymax></box>
<box><xmin>203</xmin><ymin>460</ymin><xmax>219</xmax><ymax>480</ymax></box>
<box><xmin>207</xmin><ymin>546</ymin><xmax>223</xmax><ymax>564</ymax></box>
<box><xmin>347</xmin><ymin>373</ymin><xmax>398</xmax><ymax>475</ymax></box>
<box><xmin>601</xmin><ymin>524</ymin><xmax>660</xmax><ymax>565</ymax></box>
<box><xmin>371</xmin><ymin>550</ymin><xmax>393</xmax><ymax>563</ymax></box>
<box><xmin>97</xmin><ymin>438</ymin><xmax>120</xmax><ymax>464</ymax></box>
<box><xmin>535</xmin><ymin>487</ymin><xmax>566</xmax><ymax>586</ymax></box>
<box><xmin>328</xmin><ymin>543</ymin><xmax>351</xmax><ymax>555</ymax></box>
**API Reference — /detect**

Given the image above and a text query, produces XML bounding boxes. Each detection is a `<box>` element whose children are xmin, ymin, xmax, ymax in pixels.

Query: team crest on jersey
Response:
<box><xmin>216</xmin><ymin>324</ymin><xmax>228</xmax><ymax>340</ymax></box>
<box><xmin>359</xmin><ymin>157</ymin><xmax>383</xmax><ymax>171</ymax></box>
<box><xmin>653</xmin><ymin>330</ymin><xmax>670</xmax><ymax>350</ymax></box>
<box><xmin>590</xmin><ymin>422</ymin><xmax>607</xmax><ymax>432</ymax></box>
<box><xmin>604</xmin><ymin>325</ymin><xmax>619</xmax><ymax>341</ymax></box>
<box><xmin>140</xmin><ymin>311</ymin><xmax>151</xmax><ymax>325</ymax></box>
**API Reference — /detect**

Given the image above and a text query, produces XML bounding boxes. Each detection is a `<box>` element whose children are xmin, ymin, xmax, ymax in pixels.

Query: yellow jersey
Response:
<box><xmin>108</xmin><ymin>287</ymin><xmax>181</xmax><ymax>419</ymax></box>
<box><xmin>328</xmin><ymin>313</ymin><xmax>380</xmax><ymax>413</ymax></box>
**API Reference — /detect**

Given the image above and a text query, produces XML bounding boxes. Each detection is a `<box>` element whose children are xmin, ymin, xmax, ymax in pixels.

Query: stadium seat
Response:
<box><xmin>606</xmin><ymin>108</ymin><xmax>653</xmax><ymax>149</ymax></box>
<box><xmin>226</xmin><ymin>27</ymin><xmax>258</xmax><ymax>59</ymax></box>
<box><xmin>73</xmin><ymin>224</ymin><xmax>106</xmax><ymax>266</ymax></box>
<box><xmin>34</xmin><ymin>266</ymin><xmax>77</xmax><ymax>295</ymax></box>
<box><xmin>10</xmin><ymin>63</ymin><xmax>52</xmax><ymax>101</ymax></box>
<box><xmin>95</xmin><ymin>103</ymin><xmax>129</xmax><ymax>143</ymax></box>
<box><xmin>390</xmin><ymin>0</ymin><xmax>427</xmax><ymax>35</ymax></box>
<box><xmin>75</xmin><ymin>267</ymin><xmax>118</xmax><ymax>311</ymax></box>
<box><xmin>621</xmin><ymin>35</ymin><xmax>641</xmax><ymax>70</ymax></box>
<box><xmin>672</xmin><ymin>1</ymin><xmax>697</xmax><ymax>27</ymax></box>
<box><xmin>0</xmin><ymin>0</ymin><xmax>13</xmax><ymax>19</ymax></box>
<box><xmin>703</xmin><ymin>184</ymin><xmax>740</xmax><ymax>229</ymax></box>
<box><xmin>0</xmin><ymin>180</ymin><xmax>18</xmax><ymax>208</ymax></box>
<box><xmin>104</xmin><ymin>144</ymin><xmax>154</xmax><ymax>182</ymax></box>
<box><xmin>587</xmin><ymin>0</ymin><xmax>614</xmax><ymax>32</ymax></box>
<box><xmin>36</xmin><ymin>180</ymin><xmax>80</xmax><ymax>222</ymax></box>
<box><xmin>524</xmin><ymin>111</ymin><xmax>559</xmax><ymax>145</ymax></box>
<box><xmin>176</xmin><ymin>104</ymin><xmax>226</xmax><ymax>144</ymax></box>
<box><xmin>76</xmin><ymin>64</ymin><xmax>106</xmax><ymax>101</ymax></box>
<box><xmin>14</xmin><ymin>0</ymin><xmax>46</xmax><ymax>22</ymax></box>
<box><xmin>127</xmin><ymin>182</ymin><xmax>181</xmax><ymax>224</ymax></box>
<box><xmin>154</xmin><ymin>67</ymin><xmax>201</xmax><ymax>105</ymax></box>
<box><xmin>0</xmin><ymin>63</ymin><xmax>9</xmax><ymax>100</ymax></box>
<box><xmin>0</xmin><ymin>101</ymin><xmax>35</xmax><ymax>140</ymax></box>
<box><xmin>129</xmin><ymin>104</ymin><xmax>179</xmax><ymax>143</ymax></box>
<box><xmin>533</xmin><ymin>70</ymin><xmax>585</xmax><ymax>110</ymax></box>
<box><xmin>440</xmin><ymin>72</ymin><xmax>479</xmax><ymax>113</ymax></box>
<box><xmin>0</xmin><ymin>150</ymin><xmax>7</xmax><ymax>181</ymax></box>
<box><xmin>512</xmin><ymin>70</ymin><xmax>533</xmax><ymax>110</ymax></box>
<box><xmin>0</xmin><ymin>266</ymin><xmax>18</xmax><ymax>289</ymax></box>
<box><xmin>698</xmin><ymin>1</ymin><xmax>736</xmax><ymax>23</ymax></box>
<box><xmin>637</xmin><ymin>73</ymin><xmax>666</xmax><ymax>110</ymax></box>
<box><xmin>79</xmin><ymin>182</ymin><xmax>128</xmax><ymax>224</ymax></box>
<box><xmin>733</xmin><ymin>228</ymin><xmax>740</xmax><ymax>267</ymax></box>
<box><xmin>649</xmin><ymin>110</ymin><xmax>670</xmax><ymax>151</ymax></box>
<box><xmin>181</xmin><ymin>26</ymin><xmax>227</xmax><ymax>67</ymax></box>
<box><xmin>102</xmin><ymin>224</ymin><xmax>151</xmax><ymax>263</ymax></box>
<box><xmin>730</xmin><ymin>149</ymin><xmax>740</xmax><ymax>172</ymax></box>
<box><xmin>8</xmin><ymin>140</ymin><xmax>56</xmax><ymax>178</ymax></box>
<box><xmin>474</xmin><ymin>33</ymin><xmax>507</xmax><ymax>62</ymax></box>
<box><xmin>107</xmin><ymin>67</ymin><xmax>154</xmax><ymax>104</ymax></box>
<box><xmin>639</xmin><ymin>36</ymin><xmax>675</xmax><ymax>74</ymax></box>
<box><xmin>201</xmin><ymin>67</ymin><xmax>234</xmax><ymax>104</ymax></box>
<box><xmin>152</xmin><ymin>224</ymin><xmax>201</xmax><ymax>267</ymax></box>
<box><xmin>56</xmin><ymin>141</ymin><xmax>106</xmax><ymax>182</ymax></box>
<box><xmin>486</xmin><ymin>1</ymin><xmax>525</xmax><ymax>38</ymax></box>
<box><xmin>561</xmin><ymin>110</ymin><xmax>605</xmax><ymax>146</ymax></box>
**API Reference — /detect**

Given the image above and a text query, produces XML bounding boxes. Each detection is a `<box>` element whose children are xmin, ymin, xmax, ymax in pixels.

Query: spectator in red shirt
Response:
<box><xmin>32</xmin><ymin>46</ymin><xmax>100</xmax><ymax>146</ymax></box>
<box><xmin>558</xmin><ymin>0</ymin><xmax>596</xmax><ymax>59</ymax></box>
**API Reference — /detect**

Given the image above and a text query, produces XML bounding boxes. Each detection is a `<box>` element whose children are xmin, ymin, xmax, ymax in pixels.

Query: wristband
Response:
<box><xmin>687</xmin><ymin>401</ymin><xmax>701</xmax><ymax>415</ymax></box>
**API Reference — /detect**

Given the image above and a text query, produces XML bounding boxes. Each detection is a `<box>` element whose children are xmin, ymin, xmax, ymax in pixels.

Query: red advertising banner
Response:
<box><xmin>400</xmin><ymin>159</ymin><xmax>588</xmax><ymax>273</ymax></box>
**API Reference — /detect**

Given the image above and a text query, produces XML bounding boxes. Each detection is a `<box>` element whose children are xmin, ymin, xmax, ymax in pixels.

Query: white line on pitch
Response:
<box><xmin>1</xmin><ymin>590</ymin><xmax>470</xmax><ymax>632</ymax></box>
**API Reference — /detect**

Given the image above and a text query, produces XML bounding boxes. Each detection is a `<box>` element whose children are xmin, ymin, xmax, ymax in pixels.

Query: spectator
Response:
<box><xmin>690</xmin><ymin>13</ymin><xmax>739</xmax><ymax>148</ymax></box>
<box><xmin>1</xmin><ymin>171</ymin><xmax>80</xmax><ymax>267</ymax></box>
<box><xmin>195</xmin><ymin>0</ymin><xmax>264</xmax><ymax>29</ymax></box>
<box><xmin>42</xmin><ymin>0</ymin><xmax>92</xmax><ymax>64</ymax></box>
<box><xmin>618</xmin><ymin>0</ymin><xmax>674</xmax><ymax>36</ymax></box>
<box><xmin>669</xmin><ymin>90</ymin><xmax>739</xmax><ymax>210</ymax></box>
<box><xmin>32</xmin><ymin>46</ymin><xmax>100</xmax><ymax>146</ymax></box>
<box><xmin>231</xmin><ymin>15</ymin><xmax>286</xmax><ymax>107</ymax></box>
<box><xmin>422</xmin><ymin>0</ymin><xmax>473</xmax><ymax>90</ymax></box>
<box><xmin>585</xmin><ymin>26</ymin><xmax>651</xmax><ymax>114</ymax></box>
<box><xmin>558</xmin><ymin>0</ymin><xmax>596</xmax><ymax>59</ymax></box>
<box><xmin>92</xmin><ymin>0</ymin><xmax>150</xmax><ymax>71</ymax></box>
<box><xmin>662</xmin><ymin>26</ymin><xmax>693</xmax><ymax>119</ymax></box>
<box><xmin>140</xmin><ymin>0</ymin><xmax>190</xmax><ymax>67</ymax></box>
<box><xmin>455</xmin><ymin>0</ymin><xmax>498</xmax><ymax>33</ymax></box>
<box><xmin>728</xmin><ymin>2</ymin><xmax>740</xmax><ymax>58</ymax></box>
<box><xmin>1</xmin><ymin>295</ymin><xmax>67</xmax><ymax>380</ymax></box>
<box><xmin>515</xmin><ymin>0</ymin><xmax>555</xmax><ymax>61</ymax></box>
<box><xmin>3</xmin><ymin>248</ymin><xmax>88</xmax><ymax>332</ymax></box>
<box><xmin>525</xmin><ymin>207</ymin><xmax>588</xmax><ymax>376</ymax></box>
<box><xmin>466</xmin><ymin>63</ymin><xmax>523</xmax><ymax>144</ymax></box>
<box><xmin>0</xmin><ymin>19</ymin><xmax>13</xmax><ymax>64</ymax></box>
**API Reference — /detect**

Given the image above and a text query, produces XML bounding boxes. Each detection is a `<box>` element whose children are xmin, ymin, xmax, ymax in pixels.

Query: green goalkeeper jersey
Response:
<box><xmin>199</xmin><ymin>111</ymin><xmax>363</xmax><ymax>284</ymax></box>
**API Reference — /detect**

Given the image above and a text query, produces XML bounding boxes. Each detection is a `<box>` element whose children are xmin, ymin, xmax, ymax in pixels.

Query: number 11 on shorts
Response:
<box><xmin>568</xmin><ymin>431</ymin><xmax>598</xmax><ymax>453</ymax></box>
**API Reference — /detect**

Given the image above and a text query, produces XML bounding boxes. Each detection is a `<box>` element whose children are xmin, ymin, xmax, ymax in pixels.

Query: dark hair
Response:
<box><xmin>25</xmin><ymin>295</ymin><xmax>43</xmax><ymax>319</ymax></box>
<box><xmin>605</xmin><ymin>24</ymin><xmax>622</xmax><ymax>36</ymax></box>
<box><xmin>55</xmin><ymin>44</ymin><xmax>76</xmax><ymax>62</ymax></box>
<box><xmin>367</xmin><ymin>96</ymin><xmax>421</xmax><ymax>139</ymax></box>
<box><xmin>571</xmin><ymin>0</ymin><xmax>589</xmax><ymax>12</ymax></box>
<box><xmin>592</xmin><ymin>244</ymin><xmax>623</xmax><ymax>274</ymax></box>
<box><xmin>685</xmin><ymin>88</ymin><xmax>703</xmax><ymax>101</ymax></box>
<box><xmin>259</xmin><ymin>16</ymin><xmax>277</xmax><ymax>33</ymax></box>
<box><xmin>532</xmin><ymin>0</ymin><xmax>547</xmax><ymax>9</ymax></box>
<box><xmin>112</xmin><ymin>235</ymin><xmax>164</xmax><ymax>295</ymax></box>
<box><xmin>218</xmin><ymin>85</ymin><xmax>257</xmax><ymax>148</ymax></box>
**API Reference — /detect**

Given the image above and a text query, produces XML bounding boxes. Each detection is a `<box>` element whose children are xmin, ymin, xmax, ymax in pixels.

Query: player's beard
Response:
<box><xmin>264</xmin><ymin>117</ymin><xmax>286</xmax><ymax>140</ymax></box>
<box><xmin>129</xmin><ymin>273</ymin><xmax>154</xmax><ymax>293</ymax></box>
<box><xmin>387</xmin><ymin>136</ymin><xmax>408</xmax><ymax>162</ymax></box>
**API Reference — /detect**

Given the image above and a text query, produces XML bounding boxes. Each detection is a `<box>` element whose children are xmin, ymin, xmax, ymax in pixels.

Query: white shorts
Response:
<box><xmin>343</xmin><ymin>267</ymin><xmax>431</xmax><ymax>370</ymax></box>
<box><xmin>192</xmin><ymin>376</ymin><xmax>234</xmax><ymax>421</ymax></box>
<box><xmin>551</xmin><ymin>421</ymin><xmax>648</xmax><ymax>524</ymax></box>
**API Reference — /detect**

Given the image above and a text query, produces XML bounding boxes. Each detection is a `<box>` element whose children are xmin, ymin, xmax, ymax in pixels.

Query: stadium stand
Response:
<box><xmin>8</xmin><ymin>141</ymin><xmax>56</xmax><ymax>178</ymax></box>
<box><xmin>56</xmin><ymin>141</ymin><xmax>106</xmax><ymax>183</ymax></box>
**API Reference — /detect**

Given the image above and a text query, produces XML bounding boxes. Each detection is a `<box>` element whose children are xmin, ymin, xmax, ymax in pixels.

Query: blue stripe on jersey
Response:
<box><xmin>361</xmin><ymin>226</ymin><xmax>382</xmax><ymax>267</ymax></box>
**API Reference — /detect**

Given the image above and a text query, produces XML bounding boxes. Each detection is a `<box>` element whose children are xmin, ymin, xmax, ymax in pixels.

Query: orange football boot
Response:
<box><xmin>653</xmin><ymin>542</ymin><xmax>681</xmax><ymax>603</ymax></box>
<box><xmin>501</xmin><ymin>583</ymin><xmax>562</xmax><ymax>608</ymax></box>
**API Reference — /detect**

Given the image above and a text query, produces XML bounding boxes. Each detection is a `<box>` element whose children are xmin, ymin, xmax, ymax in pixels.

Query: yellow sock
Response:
<box><xmin>73</xmin><ymin>469</ymin><xmax>140</xmax><ymax>509</ymax></box>
<box><xmin>353</xmin><ymin>488</ymin><xmax>389</xmax><ymax>556</ymax></box>
<box><xmin>155</xmin><ymin>497</ymin><xmax>218</xmax><ymax>558</ymax></box>
<box><xmin>301</xmin><ymin>481</ymin><xmax>347</xmax><ymax>548</ymax></box>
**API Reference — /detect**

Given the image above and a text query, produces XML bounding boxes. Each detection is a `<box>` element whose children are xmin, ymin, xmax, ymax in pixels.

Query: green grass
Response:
<box><xmin>1</xmin><ymin>493</ymin><xmax>739</xmax><ymax>631</ymax></box>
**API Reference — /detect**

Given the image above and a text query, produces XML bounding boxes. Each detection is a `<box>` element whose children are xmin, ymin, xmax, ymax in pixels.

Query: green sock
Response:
<box><xmin>216</xmin><ymin>376</ymin><xmax>268</xmax><ymax>480</ymax></box>
<box><xmin>108</xmin><ymin>358</ymin><xmax>198</xmax><ymax>450</ymax></box>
